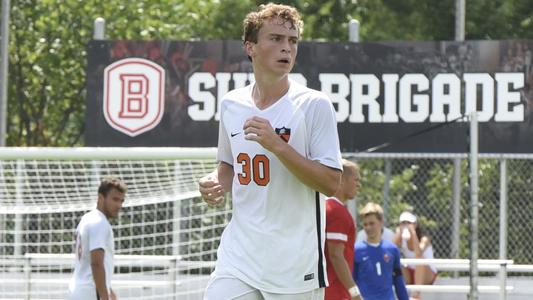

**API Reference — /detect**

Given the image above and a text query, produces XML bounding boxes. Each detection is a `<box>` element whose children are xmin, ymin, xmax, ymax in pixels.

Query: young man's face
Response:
<box><xmin>343</xmin><ymin>168</ymin><xmax>361</xmax><ymax>200</ymax></box>
<box><xmin>362</xmin><ymin>214</ymin><xmax>383</xmax><ymax>241</ymax></box>
<box><xmin>99</xmin><ymin>188</ymin><xmax>125</xmax><ymax>219</ymax></box>
<box><xmin>246</xmin><ymin>17</ymin><xmax>299</xmax><ymax>77</ymax></box>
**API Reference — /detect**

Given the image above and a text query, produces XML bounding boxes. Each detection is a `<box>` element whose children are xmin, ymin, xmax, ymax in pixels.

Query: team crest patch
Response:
<box><xmin>383</xmin><ymin>253</ymin><xmax>391</xmax><ymax>263</ymax></box>
<box><xmin>275</xmin><ymin>127</ymin><xmax>291</xmax><ymax>143</ymax></box>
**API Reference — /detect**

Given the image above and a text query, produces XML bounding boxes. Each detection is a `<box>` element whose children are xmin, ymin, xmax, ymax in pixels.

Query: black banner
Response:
<box><xmin>85</xmin><ymin>40</ymin><xmax>533</xmax><ymax>153</ymax></box>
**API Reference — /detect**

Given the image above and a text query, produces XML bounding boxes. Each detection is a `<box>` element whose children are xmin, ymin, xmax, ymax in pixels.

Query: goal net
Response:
<box><xmin>0</xmin><ymin>147</ymin><xmax>229</xmax><ymax>300</ymax></box>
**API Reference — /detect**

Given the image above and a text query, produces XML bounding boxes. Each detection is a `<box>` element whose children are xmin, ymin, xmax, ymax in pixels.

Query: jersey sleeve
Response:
<box><xmin>307</xmin><ymin>95</ymin><xmax>342</xmax><ymax>171</ymax></box>
<box><xmin>352</xmin><ymin>242</ymin><xmax>362</xmax><ymax>282</ymax></box>
<box><xmin>392</xmin><ymin>246</ymin><xmax>409</xmax><ymax>300</ymax></box>
<box><xmin>326</xmin><ymin>203</ymin><xmax>350</xmax><ymax>244</ymax></box>
<box><xmin>216</xmin><ymin>100</ymin><xmax>232</xmax><ymax>165</ymax></box>
<box><xmin>87</xmin><ymin>221</ymin><xmax>109</xmax><ymax>252</ymax></box>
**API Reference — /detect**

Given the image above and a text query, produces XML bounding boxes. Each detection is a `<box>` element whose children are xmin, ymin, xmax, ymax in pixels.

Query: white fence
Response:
<box><xmin>2</xmin><ymin>255</ymin><xmax>533</xmax><ymax>300</ymax></box>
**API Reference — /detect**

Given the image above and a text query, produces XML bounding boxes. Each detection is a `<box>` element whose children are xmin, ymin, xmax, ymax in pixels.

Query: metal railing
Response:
<box><xmin>3</xmin><ymin>255</ymin><xmax>533</xmax><ymax>300</ymax></box>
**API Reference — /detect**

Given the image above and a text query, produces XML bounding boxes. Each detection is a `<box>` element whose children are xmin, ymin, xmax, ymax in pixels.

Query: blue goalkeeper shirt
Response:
<box><xmin>353</xmin><ymin>239</ymin><xmax>409</xmax><ymax>300</ymax></box>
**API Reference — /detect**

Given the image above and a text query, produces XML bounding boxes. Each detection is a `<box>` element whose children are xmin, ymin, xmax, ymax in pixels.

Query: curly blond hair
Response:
<box><xmin>242</xmin><ymin>3</ymin><xmax>303</xmax><ymax>43</ymax></box>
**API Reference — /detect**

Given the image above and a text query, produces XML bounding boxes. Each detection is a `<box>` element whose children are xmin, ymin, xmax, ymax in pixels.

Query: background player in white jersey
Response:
<box><xmin>325</xmin><ymin>159</ymin><xmax>362</xmax><ymax>300</ymax></box>
<box><xmin>198</xmin><ymin>3</ymin><xmax>342</xmax><ymax>300</ymax></box>
<box><xmin>68</xmin><ymin>178</ymin><xmax>126</xmax><ymax>300</ymax></box>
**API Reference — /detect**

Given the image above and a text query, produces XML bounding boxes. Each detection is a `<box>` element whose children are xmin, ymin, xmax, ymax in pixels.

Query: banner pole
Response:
<box><xmin>348</xmin><ymin>19</ymin><xmax>359</xmax><ymax>42</ymax></box>
<box><xmin>469</xmin><ymin>111</ymin><xmax>479</xmax><ymax>300</ymax></box>
<box><xmin>94</xmin><ymin>17</ymin><xmax>105</xmax><ymax>40</ymax></box>
<box><xmin>0</xmin><ymin>0</ymin><xmax>10</xmax><ymax>147</ymax></box>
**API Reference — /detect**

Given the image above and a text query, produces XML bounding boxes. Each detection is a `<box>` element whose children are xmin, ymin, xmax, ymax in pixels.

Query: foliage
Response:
<box><xmin>5</xmin><ymin>0</ymin><xmax>533</xmax><ymax>145</ymax></box>
<box><xmin>5</xmin><ymin>0</ymin><xmax>248</xmax><ymax>146</ymax></box>
<box><xmin>356</xmin><ymin>158</ymin><xmax>422</xmax><ymax>227</ymax></box>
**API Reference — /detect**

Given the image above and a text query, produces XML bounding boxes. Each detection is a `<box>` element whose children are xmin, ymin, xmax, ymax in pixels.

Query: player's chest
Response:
<box><xmin>358</xmin><ymin>249</ymin><xmax>394</xmax><ymax>266</ymax></box>
<box><xmin>224</xmin><ymin>103</ymin><xmax>306</xmax><ymax>153</ymax></box>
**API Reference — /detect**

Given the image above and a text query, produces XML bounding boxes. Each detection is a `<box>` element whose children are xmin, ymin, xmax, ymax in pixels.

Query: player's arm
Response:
<box><xmin>392</xmin><ymin>248</ymin><xmax>409</xmax><ymax>300</ymax></box>
<box><xmin>271</xmin><ymin>138</ymin><xmax>341</xmax><ymax>196</ymax></box>
<box><xmin>198</xmin><ymin>162</ymin><xmax>233</xmax><ymax>206</ymax></box>
<box><xmin>243</xmin><ymin>116</ymin><xmax>341</xmax><ymax>196</ymax></box>
<box><xmin>199</xmin><ymin>101</ymin><xmax>234</xmax><ymax>205</ymax></box>
<box><xmin>326</xmin><ymin>241</ymin><xmax>362</xmax><ymax>300</ymax></box>
<box><xmin>352</xmin><ymin>254</ymin><xmax>358</xmax><ymax>282</ymax></box>
<box><xmin>90</xmin><ymin>248</ymin><xmax>110</xmax><ymax>300</ymax></box>
<box><xmin>393</xmin><ymin>268</ymin><xmax>409</xmax><ymax>300</ymax></box>
<box><xmin>110</xmin><ymin>288</ymin><xmax>118</xmax><ymax>300</ymax></box>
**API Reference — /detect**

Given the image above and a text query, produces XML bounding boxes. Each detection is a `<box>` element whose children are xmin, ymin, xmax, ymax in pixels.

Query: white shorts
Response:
<box><xmin>204</xmin><ymin>268</ymin><xmax>324</xmax><ymax>300</ymax></box>
<box><xmin>68</xmin><ymin>285</ymin><xmax>111</xmax><ymax>300</ymax></box>
<box><xmin>67</xmin><ymin>287</ymin><xmax>98</xmax><ymax>300</ymax></box>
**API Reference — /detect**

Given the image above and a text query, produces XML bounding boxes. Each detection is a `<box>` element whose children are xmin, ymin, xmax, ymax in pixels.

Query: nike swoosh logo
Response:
<box><xmin>231</xmin><ymin>132</ymin><xmax>241</xmax><ymax>137</ymax></box>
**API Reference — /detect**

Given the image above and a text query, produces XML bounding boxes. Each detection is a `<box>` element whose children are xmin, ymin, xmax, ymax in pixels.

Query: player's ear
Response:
<box><xmin>244</xmin><ymin>41</ymin><xmax>255</xmax><ymax>59</ymax></box>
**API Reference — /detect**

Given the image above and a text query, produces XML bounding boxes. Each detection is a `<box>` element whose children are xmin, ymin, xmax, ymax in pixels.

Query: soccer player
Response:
<box><xmin>68</xmin><ymin>178</ymin><xmax>127</xmax><ymax>300</ymax></box>
<box><xmin>198</xmin><ymin>3</ymin><xmax>342</xmax><ymax>300</ymax></box>
<box><xmin>355</xmin><ymin>226</ymin><xmax>395</xmax><ymax>244</ymax></box>
<box><xmin>353</xmin><ymin>202</ymin><xmax>409</xmax><ymax>300</ymax></box>
<box><xmin>325</xmin><ymin>159</ymin><xmax>362</xmax><ymax>300</ymax></box>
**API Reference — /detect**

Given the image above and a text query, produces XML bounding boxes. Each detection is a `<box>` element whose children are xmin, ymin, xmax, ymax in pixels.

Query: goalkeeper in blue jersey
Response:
<box><xmin>353</xmin><ymin>202</ymin><xmax>409</xmax><ymax>300</ymax></box>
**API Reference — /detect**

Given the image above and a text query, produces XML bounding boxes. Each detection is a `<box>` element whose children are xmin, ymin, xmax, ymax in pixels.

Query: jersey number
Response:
<box><xmin>376</xmin><ymin>262</ymin><xmax>382</xmax><ymax>276</ymax></box>
<box><xmin>237</xmin><ymin>153</ymin><xmax>270</xmax><ymax>186</ymax></box>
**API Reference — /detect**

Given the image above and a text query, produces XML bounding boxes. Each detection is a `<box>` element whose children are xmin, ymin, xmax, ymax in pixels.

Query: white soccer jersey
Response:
<box><xmin>68</xmin><ymin>209</ymin><xmax>114</xmax><ymax>300</ymax></box>
<box><xmin>216</xmin><ymin>79</ymin><xmax>343</xmax><ymax>294</ymax></box>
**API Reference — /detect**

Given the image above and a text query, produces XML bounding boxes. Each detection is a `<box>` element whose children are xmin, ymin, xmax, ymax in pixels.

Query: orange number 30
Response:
<box><xmin>237</xmin><ymin>153</ymin><xmax>270</xmax><ymax>186</ymax></box>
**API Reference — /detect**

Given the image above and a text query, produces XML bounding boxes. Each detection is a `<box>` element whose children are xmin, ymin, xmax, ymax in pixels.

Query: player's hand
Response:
<box><xmin>243</xmin><ymin>116</ymin><xmax>285</xmax><ymax>153</ymax></box>
<box><xmin>110</xmin><ymin>290</ymin><xmax>118</xmax><ymax>300</ymax></box>
<box><xmin>198</xmin><ymin>172</ymin><xmax>225</xmax><ymax>206</ymax></box>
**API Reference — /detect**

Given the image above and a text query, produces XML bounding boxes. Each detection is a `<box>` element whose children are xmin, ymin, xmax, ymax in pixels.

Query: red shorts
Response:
<box><xmin>406</xmin><ymin>267</ymin><xmax>438</xmax><ymax>284</ymax></box>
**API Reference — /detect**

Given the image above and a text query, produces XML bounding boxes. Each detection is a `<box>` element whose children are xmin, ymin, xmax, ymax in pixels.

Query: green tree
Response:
<box><xmin>6</xmin><ymin>0</ymin><xmax>533</xmax><ymax>145</ymax></box>
<box><xmin>6</xmin><ymin>0</ymin><xmax>243</xmax><ymax>146</ymax></box>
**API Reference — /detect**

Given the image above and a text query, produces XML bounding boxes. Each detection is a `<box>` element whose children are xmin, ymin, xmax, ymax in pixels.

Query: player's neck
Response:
<box><xmin>367</xmin><ymin>235</ymin><xmax>382</xmax><ymax>244</ymax></box>
<box><xmin>252</xmin><ymin>76</ymin><xmax>290</xmax><ymax>110</ymax></box>
<box><xmin>332</xmin><ymin>192</ymin><xmax>347</xmax><ymax>204</ymax></box>
<box><xmin>96</xmin><ymin>206</ymin><xmax>110</xmax><ymax>219</ymax></box>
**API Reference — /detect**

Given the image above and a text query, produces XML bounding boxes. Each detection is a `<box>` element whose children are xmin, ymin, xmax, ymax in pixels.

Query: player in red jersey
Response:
<box><xmin>325</xmin><ymin>159</ymin><xmax>362</xmax><ymax>300</ymax></box>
